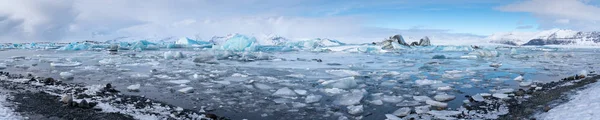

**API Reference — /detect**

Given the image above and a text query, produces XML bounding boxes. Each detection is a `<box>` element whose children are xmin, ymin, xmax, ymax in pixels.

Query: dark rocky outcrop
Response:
<box><xmin>377</xmin><ymin>35</ymin><xmax>432</xmax><ymax>49</ymax></box>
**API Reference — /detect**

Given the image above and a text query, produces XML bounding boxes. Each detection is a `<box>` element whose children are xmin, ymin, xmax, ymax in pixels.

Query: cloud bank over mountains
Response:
<box><xmin>0</xmin><ymin>0</ymin><xmax>598</xmax><ymax>44</ymax></box>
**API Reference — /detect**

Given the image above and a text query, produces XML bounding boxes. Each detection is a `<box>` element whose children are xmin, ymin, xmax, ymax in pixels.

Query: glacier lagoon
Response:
<box><xmin>0</xmin><ymin>39</ymin><xmax>599</xmax><ymax>119</ymax></box>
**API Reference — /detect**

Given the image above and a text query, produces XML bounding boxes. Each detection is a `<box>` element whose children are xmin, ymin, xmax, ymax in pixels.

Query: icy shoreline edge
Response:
<box><xmin>0</xmin><ymin>71</ymin><xmax>216</xmax><ymax>120</ymax></box>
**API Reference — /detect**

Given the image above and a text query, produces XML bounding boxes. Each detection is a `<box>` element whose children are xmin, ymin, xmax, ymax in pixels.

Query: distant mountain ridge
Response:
<box><xmin>487</xmin><ymin>29</ymin><xmax>600</xmax><ymax>46</ymax></box>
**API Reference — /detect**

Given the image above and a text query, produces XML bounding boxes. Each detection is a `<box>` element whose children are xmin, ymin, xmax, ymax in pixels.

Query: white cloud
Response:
<box><xmin>0</xmin><ymin>0</ymin><xmax>485</xmax><ymax>44</ymax></box>
<box><xmin>497</xmin><ymin>0</ymin><xmax>600</xmax><ymax>31</ymax></box>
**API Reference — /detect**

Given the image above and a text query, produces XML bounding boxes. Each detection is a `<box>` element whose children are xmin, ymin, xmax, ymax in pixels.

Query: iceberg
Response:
<box><xmin>174</xmin><ymin>37</ymin><xmax>212</xmax><ymax>48</ymax></box>
<box><xmin>130</xmin><ymin>40</ymin><xmax>159</xmax><ymax>51</ymax></box>
<box><xmin>218</xmin><ymin>34</ymin><xmax>257</xmax><ymax>51</ymax></box>
<box><xmin>280</xmin><ymin>38</ymin><xmax>346</xmax><ymax>50</ymax></box>
<box><xmin>58</xmin><ymin>42</ymin><xmax>91</xmax><ymax>51</ymax></box>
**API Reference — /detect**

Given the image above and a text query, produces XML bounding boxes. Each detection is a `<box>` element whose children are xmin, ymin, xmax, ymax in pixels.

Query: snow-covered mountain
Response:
<box><xmin>487</xmin><ymin>29</ymin><xmax>600</xmax><ymax>46</ymax></box>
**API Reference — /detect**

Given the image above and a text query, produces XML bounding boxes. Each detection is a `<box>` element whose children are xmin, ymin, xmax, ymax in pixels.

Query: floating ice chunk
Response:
<box><xmin>514</xmin><ymin>76</ymin><xmax>524</xmax><ymax>81</ymax></box>
<box><xmin>382</xmin><ymin>95</ymin><xmax>404</xmax><ymax>103</ymax></box>
<box><xmin>415</xmin><ymin>105</ymin><xmax>431</xmax><ymax>114</ymax></box>
<box><xmin>415</xmin><ymin>79</ymin><xmax>442</xmax><ymax>86</ymax></box>
<box><xmin>231</xmin><ymin>73</ymin><xmax>248</xmax><ymax>77</ymax></box>
<box><xmin>286</xmin><ymin>74</ymin><xmax>305</xmax><ymax>78</ymax></box>
<box><xmin>492</xmin><ymin>93</ymin><xmax>509</xmax><ymax>99</ymax></box>
<box><xmin>519</xmin><ymin>81</ymin><xmax>532</xmax><ymax>87</ymax></box>
<box><xmin>428</xmin><ymin>110</ymin><xmax>461</xmax><ymax>119</ymax></box>
<box><xmin>292</xmin><ymin>102</ymin><xmax>307</xmax><ymax>108</ymax></box>
<box><xmin>472</xmin><ymin>94</ymin><xmax>485</xmax><ymax>102</ymax></box>
<box><xmin>0</xmin><ymin>63</ymin><xmax>6</xmax><ymax>69</ymax></box>
<box><xmin>294</xmin><ymin>89</ymin><xmax>308</xmax><ymax>95</ymax></box>
<box><xmin>470</xmin><ymin>79</ymin><xmax>482</xmax><ymax>82</ymax></box>
<box><xmin>325</xmin><ymin>69</ymin><xmax>360</xmax><ymax>77</ymax></box>
<box><xmin>59</xmin><ymin>72</ymin><xmax>74</xmax><ymax>79</ymax></box>
<box><xmin>433</xmin><ymin>94</ymin><xmax>455</xmax><ymax>101</ymax></box>
<box><xmin>167</xmin><ymin>80</ymin><xmax>190</xmax><ymax>84</ymax></box>
<box><xmin>272</xmin><ymin>87</ymin><xmax>297</xmax><ymax>97</ymax></box>
<box><xmin>425</xmin><ymin>100</ymin><xmax>448</xmax><ymax>108</ymax></box>
<box><xmin>445</xmin><ymin>70</ymin><xmax>462</xmax><ymax>74</ymax></box>
<box><xmin>413</xmin><ymin>96</ymin><xmax>432</xmax><ymax>102</ymax></box>
<box><xmin>385</xmin><ymin>114</ymin><xmax>402</xmax><ymax>120</ymax></box>
<box><xmin>130</xmin><ymin>73</ymin><xmax>150</xmax><ymax>78</ymax></box>
<box><xmin>460</xmin><ymin>55</ymin><xmax>478</xmax><ymax>59</ymax></box>
<box><xmin>333</xmin><ymin>90</ymin><xmax>365</xmax><ymax>105</ymax></box>
<box><xmin>490</xmin><ymin>63</ymin><xmax>502</xmax><ymax>68</ymax></box>
<box><xmin>254</xmin><ymin>83</ymin><xmax>273</xmax><ymax>90</ymax></box>
<box><xmin>127</xmin><ymin>84</ymin><xmax>141</xmax><ymax>91</ymax></box>
<box><xmin>50</xmin><ymin>62</ymin><xmax>82</xmax><ymax>67</ymax></box>
<box><xmin>396</xmin><ymin>101</ymin><xmax>421</xmax><ymax>107</ymax></box>
<box><xmin>392</xmin><ymin>107</ymin><xmax>411</xmax><ymax>117</ymax></box>
<box><xmin>480</xmin><ymin>93</ymin><xmax>492</xmax><ymax>97</ymax></box>
<box><xmin>305</xmin><ymin>94</ymin><xmax>322</xmax><ymax>103</ymax></box>
<box><xmin>369</xmin><ymin>100</ymin><xmax>383</xmax><ymax>105</ymax></box>
<box><xmin>347</xmin><ymin>105</ymin><xmax>364</xmax><ymax>115</ymax></box>
<box><xmin>219</xmin><ymin>34</ymin><xmax>257</xmax><ymax>51</ymax></box>
<box><xmin>323</xmin><ymin>88</ymin><xmax>347</xmax><ymax>94</ymax></box>
<box><xmin>437</xmin><ymin>86</ymin><xmax>452</xmax><ymax>91</ymax></box>
<box><xmin>212</xmin><ymin>80</ymin><xmax>231</xmax><ymax>85</ymax></box>
<box><xmin>321</xmin><ymin>77</ymin><xmax>358</xmax><ymax>89</ymax></box>
<box><xmin>164</xmin><ymin>51</ymin><xmax>185</xmax><ymax>59</ymax></box>
<box><xmin>177</xmin><ymin>87</ymin><xmax>194</xmax><ymax>93</ymax></box>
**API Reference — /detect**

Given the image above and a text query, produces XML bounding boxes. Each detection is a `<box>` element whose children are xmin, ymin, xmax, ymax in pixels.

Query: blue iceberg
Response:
<box><xmin>59</xmin><ymin>42</ymin><xmax>92</xmax><ymax>51</ymax></box>
<box><xmin>219</xmin><ymin>34</ymin><xmax>257</xmax><ymax>51</ymax></box>
<box><xmin>174</xmin><ymin>37</ymin><xmax>212</xmax><ymax>48</ymax></box>
<box><xmin>130</xmin><ymin>40</ymin><xmax>159</xmax><ymax>51</ymax></box>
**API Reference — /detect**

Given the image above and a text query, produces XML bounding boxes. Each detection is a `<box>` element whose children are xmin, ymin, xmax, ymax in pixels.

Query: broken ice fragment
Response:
<box><xmin>514</xmin><ymin>75</ymin><xmax>524</xmax><ymax>81</ymax></box>
<box><xmin>333</xmin><ymin>90</ymin><xmax>364</xmax><ymax>105</ymax></box>
<box><xmin>177</xmin><ymin>87</ymin><xmax>194</xmax><ymax>93</ymax></box>
<box><xmin>437</xmin><ymin>86</ymin><xmax>452</xmax><ymax>91</ymax></box>
<box><xmin>164</xmin><ymin>51</ymin><xmax>185</xmax><ymax>59</ymax></box>
<box><xmin>369</xmin><ymin>100</ymin><xmax>383</xmax><ymax>105</ymax></box>
<box><xmin>59</xmin><ymin>72</ymin><xmax>74</xmax><ymax>79</ymax></box>
<box><xmin>294</xmin><ymin>89</ymin><xmax>308</xmax><ymax>95</ymax></box>
<box><xmin>492</xmin><ymin>93</ymin><xmax>509</xmax><ymax>99</ymax></box>
<box><xmin>433</xmin><ymin>94</ymin><xmax>455</xmax><ymax>101</ymax></box>
<box><xmin>519</xmin><ymin>81</ymin><xmax>532</xmax><ymax>87</ymax></box>
<box><xmin>127</xmin><ymin>84</ymin><xmax>141</xmax><ymax>91</ymax></box>
<box><xmin>305</xmin><ymin>94</ymin><xmax>322</xmax><ymax>103</ymax></box>
<box><xmin>392</xmin><ymin>107</ymin><xmax>411</xmax><ymax>117</ymax></box>
<box><xmin>382</xmin><ymin>95</ymin><xmax>403</xmax><ymax>103</ymax></box>
<box><xmin>321</xmin><ymin>77</ymin><xmax>358</xmax><ymax>89</ymax></box>
<box><xmin>272</xmin><ymin>87</ymin><xmax>297</xmax><ymax>97</ymax></box>
<box><xmin>346</xmin><ymin>105</ymin><xmax>364</xmax><ymax>115</ymax></box>
<box><xmin>472</xmin><ymin>94</ymin><xmax>485</xmax><ymax>102</ymax></box>
<box><xmin>425</xmin><ymin>100</ymin><xmax>447</xmax><ymax>108</ymax></box>
<box><xmin>167</xmin><ymin>80</ymin><xmax>190</xmax><ymax>84</ymax></box>
<box><xmin>413</xmin><ymin>96</ymin><xmax>432</xmax><ymax>102</ymax></box>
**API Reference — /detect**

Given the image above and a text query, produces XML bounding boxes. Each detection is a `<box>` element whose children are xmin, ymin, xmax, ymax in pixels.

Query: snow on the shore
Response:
<box><xmin>0</xmin><ymin>94</ymin><xmax>22</xmax><ymax>119</ymax></box>
<box><xmin>537</xmin><ymin>80</ymin><xmax>600</xmax><ymax>120</ymax></box>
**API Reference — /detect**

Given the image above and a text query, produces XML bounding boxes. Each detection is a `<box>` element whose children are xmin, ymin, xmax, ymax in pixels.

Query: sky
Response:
<box><xmin>0</xmin><ymin>0</ymin><xmax>599</xmax><ymax>43</ymax></box>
